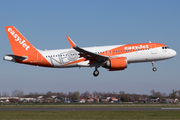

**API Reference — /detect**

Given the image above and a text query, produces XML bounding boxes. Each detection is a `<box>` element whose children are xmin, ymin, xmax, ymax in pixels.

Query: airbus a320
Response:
<box><xmin>4</xmin><ymin>26</ymin><xmax>177</xmax><ymax>76</ymax></box>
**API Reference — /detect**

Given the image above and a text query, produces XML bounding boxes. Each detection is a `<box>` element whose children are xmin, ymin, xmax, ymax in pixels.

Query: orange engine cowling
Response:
<box><xmin>102</xmin><ymin>57</ymin><xmax>127</xmax><ymax>71</ymax></box>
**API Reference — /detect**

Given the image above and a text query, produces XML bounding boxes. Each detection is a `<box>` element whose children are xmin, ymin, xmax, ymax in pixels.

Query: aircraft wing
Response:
<box><xmin>66</xmin><ymin>36</ymin><xmax>109</xmax><ymax>63</ymax></box>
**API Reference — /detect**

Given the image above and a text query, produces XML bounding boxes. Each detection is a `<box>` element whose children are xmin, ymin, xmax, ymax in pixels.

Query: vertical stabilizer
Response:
<box><xmin>5</xmin><ymin>26</ymin><xmax>37</xmax><ymax>56</ymax></box>
<box><xmin>4</xmin><ymin>26</ymin><xmax>52</xmax><ymax>67</ymax></box>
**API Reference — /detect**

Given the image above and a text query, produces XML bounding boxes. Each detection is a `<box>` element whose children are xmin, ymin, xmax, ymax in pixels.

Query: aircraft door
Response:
<box><xmin>151</xmin><ymin>44</ymin><xmax>157</xmax><ymax>54</ymax></box>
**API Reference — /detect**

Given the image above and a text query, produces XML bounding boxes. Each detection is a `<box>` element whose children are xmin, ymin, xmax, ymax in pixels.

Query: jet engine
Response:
<box><xmin>102</xmin><ymin>57</ymin><xmax>127</xmax><ymax>71</ymax></box>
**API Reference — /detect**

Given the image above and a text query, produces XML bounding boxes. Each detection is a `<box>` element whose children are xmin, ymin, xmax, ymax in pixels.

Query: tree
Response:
<box><xmin>46</xmin><ymin>91</ymin><xmax>52</xmax><ymax>97</ymax></box>
<box><xmin>177</xmin><ymin>90</ymin><xmax>180</xmax><ymax>100</ymax></box>
<box><xmin>80</xmin><ymin>91</ymin><xmax>90</xmax><ymax>99</ymax></box>
<box><xmin>177</xmin><ymin>90</ymin><xmax>180</xmax><ymax>97</ymax></box>
<box><xmin>162</xmin><ymin>93</ymin><xmax>167</xmax><ymax>98</ymax></box>
<box><xmin>68</xmin><ymin>91</ymin><xmax>80</xmax><ymax>101</ymax></box>
<box><xmin>2</xmin><ymin>92</ymin><xmax>9</xmax><ymax>97</ymax></box>
<box><xmin>150</xmin><ymin>89</ymin><xmax>155</xmax><ymax>97</ymax></box>
<box><xmin>169</xmin><ymin>89</ymin><xmax>177</xmax><ymax>99</ymax></box>
<box><xmin>92</xmin><ymin>91</ymin><xmax>99</xmax><ymax>98</ymax></box>
<box><xmin>155</xmin><ymin>91</ymin><xmax>163</xmax><ymax>99</ymax></box>
<box><xmin>119</xmin><ymin>91</ymin><xmax>126</xmax><ymax>102</ymax></box>
<box><xmin>119</xmin><ymin>91</ymin><xmax>125</xmax><ymax>95</ymax></box>
<box><xmin>56</xmin><ymin>92</ymin><xmax>67</xmax><ymax>98</ymax></box>
<box><xmin>12</xmin><ymin>90</ymin><xmax>24</xmax><ymax>97</ymax></box>
<box><xmin>73</xmin><ymin>91</ymin><xmax>80</xmax><ymax>101</ymax></box>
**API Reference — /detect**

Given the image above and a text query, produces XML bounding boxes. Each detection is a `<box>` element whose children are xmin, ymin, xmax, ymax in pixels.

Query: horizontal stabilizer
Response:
<box><xmin>3</xmin><ymin>54</ymin><xmax>27</xmax><ymax>62</ymax></box>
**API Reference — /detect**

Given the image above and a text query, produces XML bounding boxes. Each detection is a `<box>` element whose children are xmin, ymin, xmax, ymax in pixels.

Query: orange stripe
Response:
<box><xmin>99</xmin><ymin>43</ymin><xmax>166</xmax><ymax>56</ymax></box>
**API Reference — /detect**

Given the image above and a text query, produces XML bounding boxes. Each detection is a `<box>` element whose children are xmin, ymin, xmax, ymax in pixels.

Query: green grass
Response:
<box><xmin>0</xmin><ymin>111</ymin><xmax>180</xmax><ymax>120</ymax></box>
<box><xmin>0</xmin><ymin>103</ymin><xmax>180</xmax><ymax>108</ymax></box>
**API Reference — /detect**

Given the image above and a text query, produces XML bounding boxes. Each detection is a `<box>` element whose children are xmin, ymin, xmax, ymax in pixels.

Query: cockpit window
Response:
<box><xmin>162</xmin><ymin>46</ymin><xmax>169</xmax><ymax>49</ymax></box>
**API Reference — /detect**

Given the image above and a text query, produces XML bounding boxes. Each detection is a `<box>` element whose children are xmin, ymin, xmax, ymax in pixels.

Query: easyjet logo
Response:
<box><xmin>8</xmin><ymin>28</ymin><xmax>30</xmax><ymax>51</ymax></box>
<box><xmin>124</xmin><ymin>45</ymin><xmax>149</xmax><ymax>50</ymax></box>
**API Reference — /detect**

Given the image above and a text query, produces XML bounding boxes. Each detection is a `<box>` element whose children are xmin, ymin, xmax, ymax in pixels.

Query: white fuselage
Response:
<box><xmin>38</xmin><ymin>45</ymin><xmax>176</xmax><ymax>68</ymax></box>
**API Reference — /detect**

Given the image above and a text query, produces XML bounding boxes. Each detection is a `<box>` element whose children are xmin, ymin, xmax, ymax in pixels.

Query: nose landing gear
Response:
<box><xmin>152</xmin><ymin>61</ymin><xmax>157</xmax><ymax>72</ymax></box>
<box><xmin>152</xmin><ymin>67</ymin><xmax>157</xmax><ymax>71</ymax></box>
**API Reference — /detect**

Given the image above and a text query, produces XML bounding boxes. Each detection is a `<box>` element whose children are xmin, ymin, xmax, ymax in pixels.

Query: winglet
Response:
<box><xmin>66</xmin><ymin>36</ymin><xmax>76</xmax><ymax>48</ymax></box>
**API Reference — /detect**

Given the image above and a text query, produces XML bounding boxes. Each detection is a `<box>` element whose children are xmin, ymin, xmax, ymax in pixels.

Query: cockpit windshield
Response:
<box><xmin>162</xmin><ymin>46</ymin><xmax>169</xmax><ymax>49</ymax></box>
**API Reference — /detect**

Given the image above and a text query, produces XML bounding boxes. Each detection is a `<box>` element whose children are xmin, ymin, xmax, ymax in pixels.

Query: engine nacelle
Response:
<box><xmin>102</xmin><ymin>57</ymin><xmax>127</xmax><ymax>71</ymax></box>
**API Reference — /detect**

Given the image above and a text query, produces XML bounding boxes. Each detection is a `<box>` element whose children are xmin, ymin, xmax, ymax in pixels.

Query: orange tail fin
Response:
<box><xmin>5</xmin><ymin>26</ymin><xmax>37</xmax><ymax>56</ymax></box>
<box><xmin>5</xmin><ymin>26</ymin><xmax>52</xmax><ymax>67</ymax></box>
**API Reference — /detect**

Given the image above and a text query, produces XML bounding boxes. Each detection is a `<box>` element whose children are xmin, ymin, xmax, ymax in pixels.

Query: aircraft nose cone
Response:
<box><xmin>173</xmin><ymin>50</ymin><xmax>177</xmax><ymax>56</ymax></box>
<box><xmin>172</xmin><ymin>50</ymin><xmax>177</xmax><ymax>57</ymax></box>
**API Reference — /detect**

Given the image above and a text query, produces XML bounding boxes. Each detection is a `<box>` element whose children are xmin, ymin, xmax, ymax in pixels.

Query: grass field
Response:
<box><xmin>0</xmin><ymin>103</ymin><xmax>180</xmax><ymax>108</ymax></box>
<box><xmin>0</xmin><ymin>104</ymin><xmax>180</xmax><ymax>120</ymax></box>
<box><xmin>0</xmin><ymin>111</ymin><xmax>180</xmax><ymax>120</ymax></box>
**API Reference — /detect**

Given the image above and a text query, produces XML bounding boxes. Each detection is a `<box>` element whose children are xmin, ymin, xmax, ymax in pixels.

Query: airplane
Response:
<box><xmin>4</xmin><ymin>26</ymin><xmax>177</xmax><ymax>77</ymax></box>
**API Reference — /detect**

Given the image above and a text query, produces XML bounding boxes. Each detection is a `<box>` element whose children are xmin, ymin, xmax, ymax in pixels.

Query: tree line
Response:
<box><xmin>0</xmin><ymin>89</ymin><xmax>180</xmax><ymax>102</ymax></box>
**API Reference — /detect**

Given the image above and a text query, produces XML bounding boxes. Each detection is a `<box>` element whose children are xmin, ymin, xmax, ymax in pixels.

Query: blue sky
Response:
<box><xmin>0</xmin><ymin>0</ymin><xmax>179</xmax><ymax>96</ymax></box>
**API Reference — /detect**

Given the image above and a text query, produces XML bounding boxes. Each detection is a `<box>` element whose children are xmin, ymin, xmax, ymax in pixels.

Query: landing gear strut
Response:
<box><xmin>93</xmin><ymin>63</ymin><xmax>100</xmax><ymax>77</ymax></box>
<box><xmin>152</xmin><ymin>61</ymin><xmax>157</xmax><ymax>72</ymax></box>
<box><xmin>93</xmin><ymin>69</ymin><xmax>99</xmax><ymax>77</ymax></box>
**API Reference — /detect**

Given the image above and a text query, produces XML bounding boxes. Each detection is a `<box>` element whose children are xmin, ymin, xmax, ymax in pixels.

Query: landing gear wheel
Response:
<box><xmin>152</xmin><ymin>67</ymin><xmax>157</xmax><ymax>72</ymax></box>
<box><xmin>93</xmin><ymin>70</ymin><xmax>99</xmax><ymax>77</ymax></box>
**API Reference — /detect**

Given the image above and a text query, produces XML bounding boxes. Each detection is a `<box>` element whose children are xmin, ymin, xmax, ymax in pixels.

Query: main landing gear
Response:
<box><xmin>93</xmin><ymin>63</ymin><xmax>100</xmax><ymax>77</ymax></box>
<box><xmin>93</xmin><ymin>69</ymin><xmax>99</xmax><ymax>77</ymax></box>
<box><xmin>152</xmin><ymin>61</ymin><xmax>157</xmax><ymax>72</ymax></box>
